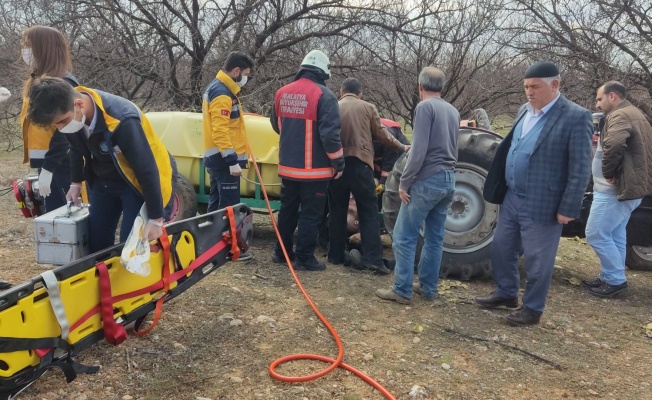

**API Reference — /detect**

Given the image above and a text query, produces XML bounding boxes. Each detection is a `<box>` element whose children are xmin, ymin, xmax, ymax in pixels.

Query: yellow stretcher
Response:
<box><xmin>0</xmin><ymin>205</ymin><xmax>253</xmax><ymax>399</ymax></box>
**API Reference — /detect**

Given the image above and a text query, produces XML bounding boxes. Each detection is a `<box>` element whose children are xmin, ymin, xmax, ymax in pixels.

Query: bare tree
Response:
<box><xmin>509</xmin><ymin>0</ymin><xmax>652</xmax><ymax>119</ymax></box>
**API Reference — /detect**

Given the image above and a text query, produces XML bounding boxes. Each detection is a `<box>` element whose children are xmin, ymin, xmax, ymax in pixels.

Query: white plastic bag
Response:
<box><xmin>121</xmin><ymin>205</ymin><xmax>151</xmax><ymax>276</ymax></box>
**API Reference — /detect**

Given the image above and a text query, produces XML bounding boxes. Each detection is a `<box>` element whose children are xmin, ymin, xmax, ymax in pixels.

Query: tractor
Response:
<box><xmin>15</xmin><ymin>111</ymin><xmax>652</xmax><ymax>275</ymax></box>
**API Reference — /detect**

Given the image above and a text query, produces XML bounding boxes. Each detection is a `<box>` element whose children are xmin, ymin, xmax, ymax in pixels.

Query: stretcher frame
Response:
<box><xmin>0</xmin><ymin>204</ymin><xmax>253</xmax><ymax>399</ymax></box>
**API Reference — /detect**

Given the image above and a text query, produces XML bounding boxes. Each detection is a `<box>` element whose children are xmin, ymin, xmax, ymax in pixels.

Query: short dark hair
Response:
<box><xmin>418</xmin><ymin>67</ymin><xmax>446</xmax><ymax>92</ymax></box>
<box><xmin>602</xmin><ymin>81</ymin><xmax>627</xmax><ymax>100</ymax></box>
<box><xmin>341</xmin><ymin>78</ymin><xmax>362</xmax><ymax>95</ymax></box>
<box><xmin>27</xmin><ymin>77</ymin><xmax>79</xmax><ymax>126</ymax></box>
<box><xmin>223</xmin><ymin>51</ymin><xmax>255</xmax><ymax>73</ymax></box>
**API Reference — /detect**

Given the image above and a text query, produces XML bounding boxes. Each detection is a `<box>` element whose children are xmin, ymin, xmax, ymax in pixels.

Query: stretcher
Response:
<box><xmin>0</xmin><ymin>204</ymin><xmax>253</xmax><ymax>399</ymax></box>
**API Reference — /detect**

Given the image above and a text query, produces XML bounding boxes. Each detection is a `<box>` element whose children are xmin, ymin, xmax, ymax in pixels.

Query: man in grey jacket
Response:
<box><xmin>582</xmin><ymin>81</ymin><xmax>652</xmax><ymax>297</ymax></box>
<box><xmin>376</xmin><ymin>67</ymin><xmax>460</xmax><ymax>304</ymax></box>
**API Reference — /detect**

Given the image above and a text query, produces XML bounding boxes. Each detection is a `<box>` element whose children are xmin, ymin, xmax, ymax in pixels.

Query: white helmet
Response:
<box><xmin>301</xmin><ymin>50</ymin><xmax>331</xmax><ymax>77</ymax></box>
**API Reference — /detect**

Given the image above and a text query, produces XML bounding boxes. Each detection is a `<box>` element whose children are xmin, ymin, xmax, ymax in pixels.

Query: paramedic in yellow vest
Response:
<box><xmin>26</xmin><ymin>77</ymin><xmax>177</xmax><ymax>254</ymax></box>
<box><xmin>20</xmin><ymin>25</ymin><xmax>76</xmax><ymax>212</ymax></box>
<box><xmin>202</xmin><ymin>51</ymin><xmax>253</xmax><ymax>260</ymax></box>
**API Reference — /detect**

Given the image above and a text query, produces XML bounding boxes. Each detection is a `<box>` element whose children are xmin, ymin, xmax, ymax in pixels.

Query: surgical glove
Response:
<box><xmin>229</xmin><ymin>164</ymin><xmax>242</xmax><ymax>176</ymax></box>
<box><xmin>66</xmin><ymin>183</ymin><xmax>82</xmax><ymax>206</ymax></box>
<box><xmin>142</xmin><ymin>218</ymin><xmax>164</xmax><ymax>241</ymax></box>
<box><xmin>38</xmin><ymin>169</ymin><xmax>53</xmax><ymax>197</ymax></box>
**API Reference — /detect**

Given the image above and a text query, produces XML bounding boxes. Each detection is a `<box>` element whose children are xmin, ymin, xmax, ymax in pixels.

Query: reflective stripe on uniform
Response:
<box><xmin>29</xmin><ymin>149</ymin><xmax>48</xmax><ymax>159</ymax></box>
<box><xmin>305</xmin><ymin>120</ymin><xmax>313</xmax><ymax>169</ymax></box>
<box><xmin>220</xmin><ymin>148</ymin><xmax>236</xmax><ymax>158</ymax></box>
<box><xmin>278</xmin><ymin>164</ymin><xmax>333</xmax><ymax>179</ymax></box>
<box><xmin>204</xmin><ymin>147</ymin><xmax>220</xmax><ymax>157</ymax></box>
<box><xmin>326</xmin><ymin>148</ymin><xmax>343</xmax><ymax>159</ymax></box>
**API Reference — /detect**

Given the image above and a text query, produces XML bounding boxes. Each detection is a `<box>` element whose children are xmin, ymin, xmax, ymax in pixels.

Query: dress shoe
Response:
<box><xmin>581</xmin><ymin>277</ymin><xmax>604</xmax><ymax>289</ymax></box>
<box><xmin>505</xmin><ymin>307</ymin><xmax>542</xmax><ymax>326</ymax></box>
<box><xmin>0</xmin><ymin>280</ymin><xmax>11</xmax><ymax>290</ymax></box>
<box><xmin>588</xmin><ymin>281</ymin><xmax>628</xmax><ymax>298</ymax></box>
<box><xmin>475</xmin><ymin>292</ymin><xmax>519</xmax><ymax>309</ymax></box>
<box><xmin>375</xmin><ymin>288</ymin><xmax>411</xmax><ymax>305</ymax></box>
<box><xmin>293</xmin><ymin>256</ymin><xmax>326</xmax><ymax>271</ymax></box>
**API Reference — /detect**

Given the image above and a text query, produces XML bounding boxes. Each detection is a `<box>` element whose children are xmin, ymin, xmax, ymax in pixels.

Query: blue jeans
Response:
<box><xmin>392</xmin><ymin>170</ymin><xmax>455</xmax><ymax>299</ymax></box>
<box><xmin>586</xmin><ymin>191</ymin><xmax>641</xmax><ymax>285</ymax></box>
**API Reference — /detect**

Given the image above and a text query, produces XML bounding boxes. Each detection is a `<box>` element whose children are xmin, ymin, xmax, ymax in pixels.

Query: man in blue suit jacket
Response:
<box><xmin>476</xmin><ymin>61</ymin><xmax>593</xmax><ymax>326</ymax></box>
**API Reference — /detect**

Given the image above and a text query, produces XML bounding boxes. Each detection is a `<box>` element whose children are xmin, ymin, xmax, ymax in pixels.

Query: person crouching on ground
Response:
<box><xmin>27</xmin><ymin>77</ymin><xmax>177</xmax><ymax>253</ymax></box>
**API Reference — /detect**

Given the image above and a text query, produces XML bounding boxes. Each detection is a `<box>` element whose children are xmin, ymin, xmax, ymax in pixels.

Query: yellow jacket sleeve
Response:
<box><xmin>208</xmin><ymin>94</ymin><xmax>235</xmax><ymax>154</ymax></box>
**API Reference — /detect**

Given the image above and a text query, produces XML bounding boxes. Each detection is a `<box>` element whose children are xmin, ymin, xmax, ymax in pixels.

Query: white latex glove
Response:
<box><xmin>38</xmin><ymin>169</ymin><xmax>53</xmax><ymax>197</ymax></box>
<box><xmin>66</xmin><ymin>183</ymin><xmax>82</xmax><ymax>206</ymax></box>
<box><xmin>0</xmin><ymin>87</ymin><xmax>10</xmax><ymax>103</ymax></box>
<box><xmin>229</xmin><ymin>164</ymin><xmax>242</xmax><ymax>177</ymax></box>
<box><xmin>142</xmin><ymin>218</ymin><xmax>164</xmax><ymax>241</ymax></box>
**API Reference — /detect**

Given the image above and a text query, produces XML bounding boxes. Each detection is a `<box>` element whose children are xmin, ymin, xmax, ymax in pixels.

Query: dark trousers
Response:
<box><xmin>88</xmin><ymin>182</ymin><xmax>144</xmax><ymax>253</ymax></box>
<box><xmin>274</xmin><ymin>179</ymin><xmax>329</xmax><ymax>260</ymax></box>
<box><xmin>206</xmin><ymin>167</ymin><xmax>240</xmax><ymax>212</ymax></box>
<box><xmin>41</xmin><ymin>166</ymin><xmax>71</xmax><ymax>212</ymax></box>
<box><xmin>492</xmin><ymin>191</ymin><xmax>563</xmax><ymax>313</ymax></box>
<box><xmin>328</xmin><ymin>157</ymin><xmax>383</xmax><ymax>266</ymax></box>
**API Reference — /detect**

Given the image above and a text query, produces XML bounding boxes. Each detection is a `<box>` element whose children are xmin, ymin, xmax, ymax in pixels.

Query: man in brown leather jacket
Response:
<box><xmin>582</xmin><ymin>81</ymin><xmax>652</xmax><ymax>297</ymax></box>
<box><xmin>327</xmin><ymin>77</ymin><xmax>407</xmax><ymax>273</ymax></box>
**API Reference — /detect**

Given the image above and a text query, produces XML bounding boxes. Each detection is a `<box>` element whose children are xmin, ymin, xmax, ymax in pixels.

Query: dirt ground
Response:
<box><xmin>1</xmin><ymin>150</ymin><xmax>651</xmax><ymax>400</ymax></box>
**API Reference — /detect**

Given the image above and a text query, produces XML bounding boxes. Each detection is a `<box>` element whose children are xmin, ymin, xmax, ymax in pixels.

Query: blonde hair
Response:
<box><xmin>21</xmin><ymin>26</ymin><xmax>72</xmax><ymax>98</ymax></box>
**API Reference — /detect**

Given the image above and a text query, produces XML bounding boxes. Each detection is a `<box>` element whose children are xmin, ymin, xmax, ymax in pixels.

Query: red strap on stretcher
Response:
<box><xmin>68</xmin><ymin>210</ymin><xmax>239</xmax><ymax>338</ymax></box>
<box><xmin>223</xmin><ymin>206</ymin><xmax>240</xmax><ymax>260</ymax></box>
<box><xmin>96</xmin><ymin>261</ymin><xmax>128</xmax><ymax>345</ymax></box>
<box><xmin>134</xmin><ymin>228</ymin><xmax>171</xmax><ymax>336</ymax></box>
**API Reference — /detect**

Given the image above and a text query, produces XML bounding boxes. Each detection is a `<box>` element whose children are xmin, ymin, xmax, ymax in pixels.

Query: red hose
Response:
<box><xmin>246</xmin><ymin>144</ymin><xmax>396</xmax><ymax>399</ymax></box>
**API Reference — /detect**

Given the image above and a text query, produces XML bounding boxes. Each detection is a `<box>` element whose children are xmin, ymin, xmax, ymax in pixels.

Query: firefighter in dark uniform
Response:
<box><xmin>270</xmin><ymin>50</ymin><xmax>345</xmax><ymax>271</ymax></box>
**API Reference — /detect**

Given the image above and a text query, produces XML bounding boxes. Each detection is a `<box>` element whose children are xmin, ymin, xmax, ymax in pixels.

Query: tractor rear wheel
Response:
<box><xmin>166</xmin><ymin>173</ymin><xmax>198</xmax><ymax>222</ymax></box>
<box><xmin>382</xmin><ymin>128</ymin><xmax>502</xmax><ymax>280</ymax></box>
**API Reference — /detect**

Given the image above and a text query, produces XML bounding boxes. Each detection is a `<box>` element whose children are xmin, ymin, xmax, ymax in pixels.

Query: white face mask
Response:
<box><xmin>236</xmin><ymin>74</ymin><xmax>248</xmax><ymax>88</ymax></box>
<box><xmin>59</xmin><ymin>106</ymin><xmax>86</xmax><ymax>134</ymax></box>
<box><xmin>22</xmin><ymin>48</ymin><xmax>34</xmax><ymax>67</ymax></box>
